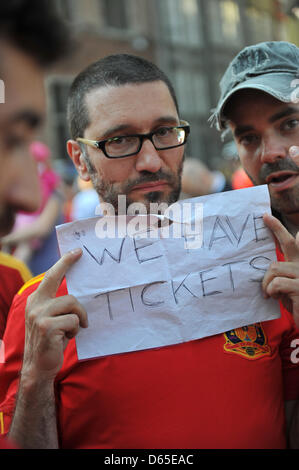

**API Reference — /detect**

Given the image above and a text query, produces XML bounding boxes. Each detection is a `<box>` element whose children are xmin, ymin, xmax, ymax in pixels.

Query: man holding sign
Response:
<box><xmin>212</xmin><ymin>40</ymin><xmax>299</xmax><ymax>333</ymax></box>
<box><xmin>211</xmin><ymin>40</ymin><xmax>299</xmax><ymax>445</ymax></box>
<box><xmin>0</xmin><ymin>54</ymin><xmax>299</xmax><ymax>449</ymax></box>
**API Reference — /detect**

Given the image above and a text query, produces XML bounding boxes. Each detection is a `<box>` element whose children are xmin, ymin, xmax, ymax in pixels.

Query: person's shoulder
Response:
<box><xmin>16</xmin><ymin>272</ymin><xmax>68</xmax><ymax>301</ymax></box>
<box><xmin>0</xmin><ymin>251</ymin><xmax>32</xmax><ymax>283</ymax></box>
<box><xmin>16</xmin><ymin>272</ymin><xmax>46</xmax><ymax>297</ymax></box>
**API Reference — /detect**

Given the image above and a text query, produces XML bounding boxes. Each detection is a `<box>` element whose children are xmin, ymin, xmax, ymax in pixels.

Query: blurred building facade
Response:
<box><xmin>45</xmin><ymin>0</ymin><xmax>299</xmax><ymax>180</ymax></box>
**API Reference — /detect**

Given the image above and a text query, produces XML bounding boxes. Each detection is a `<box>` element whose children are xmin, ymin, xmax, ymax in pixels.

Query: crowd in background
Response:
<box><xmin>0</xmin><ymin>141</ymin><xmax>253</xmax><ymax>278</ymax></box>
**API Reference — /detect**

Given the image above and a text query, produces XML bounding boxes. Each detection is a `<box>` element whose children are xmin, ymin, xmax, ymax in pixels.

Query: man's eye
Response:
<box><xmin>155</xmin><ymin>127</ymin><xmax>172</xmax><ymax>137</ymax></box>
<box><xmin>239</xmin><ymin>134</ymin><xmax>259</xmax><ymax>146</ymax></box>
<box><xmin>109</xmin><ymin>137</ymin><xmax>124</xmax><ymax>144</ymax></box>
<box><xmin>109</xmin><ymin>136</ymin><xmax>134</xmax><ymax>144</ymax></box>
<box><xmin>282</xmin><ymin>118</ymin><xmax>299</xmax><ymax>131</ymax></box>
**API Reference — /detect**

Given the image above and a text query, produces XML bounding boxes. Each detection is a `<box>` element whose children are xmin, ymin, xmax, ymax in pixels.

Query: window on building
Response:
<box><xmin>54</xmin><ymin>0</ymin><xmax>74</xmax><ymax>22</ymax></box>
<box><xmin>158</xmin><ymin>0</ymin><xmax>203</xmax><ymax>46</ymax></box>
<box><xmin>173</xmin><ymin>68</ymin><xmax>210</xmax><ymax>116</ymax></box>
<box><xmin>185</xmin><ymin>124</ymin><xmax>205</xmax><ymax>159</ymax></box>
<box><xmin>245</xmin><ymin>7</ymin><xmax>275</xmax><ymax>42</ymax></box>
<box><xmin>207</xmin><ymin>0</ymin><xmax>243</xmax><ymax>45</ymax></box>
<box><xmin>101</xmin><ymin>0</ymin><xmax>129</xmax><ymax>30</ymax></box>
<box><xmin>46</xmin><ymin>78</ymin><xmax>72</xmax><ymax>163</ymax></box>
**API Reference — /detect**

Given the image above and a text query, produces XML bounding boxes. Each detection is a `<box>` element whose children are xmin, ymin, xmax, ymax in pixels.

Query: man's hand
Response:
<box><xmin>22</xmin><ymin>248</ymin><xmax>88</xmax><ymax>383</ymax></box>
<box><xmin>262</xmin><ymin>213</ymin><xmax>299</xmax><ymax>327</ymax></box>
<box><xmin>9</xmin><ymin>249</ymin><xmax>88</xmax><ymax>449</ymax></box>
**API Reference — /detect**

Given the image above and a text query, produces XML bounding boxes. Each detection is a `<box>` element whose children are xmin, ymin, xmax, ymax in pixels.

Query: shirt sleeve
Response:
<box><xmin>0</xmin><ymin>254</ymin><xmax>32</xmax><ymax>338</ymax></box>
<box><xmin>0</xmin><ymin>276</ymin><xmax>67</xmax><ymax>438</ymax></box>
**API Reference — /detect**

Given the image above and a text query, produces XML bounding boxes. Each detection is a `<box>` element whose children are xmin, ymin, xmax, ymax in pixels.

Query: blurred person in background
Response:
<box><xmin>0</xmin><ymin>253</ymin><xmax>32</xmax><ymax>340</ymax></box>
<box><xmin>212</xmin><ymin>41</ymin><xmax>299</xmax><ymax>444</ymax></box>
<box><xmin>180</xmin><ymin>157</ymin><xmax>232</xmax><ymax>198</ymax></box>
<box><xmin>2</xmin><ymin>141</ymin><xmax>64</xmax><ymax>276</ymax></box>
<box><xmin>62</xmin><ymin>177</ymin><xmax>77</xmax><ymax>224</ymax></box>
<box><xmin>231</xmin><ymin>166</ymin><xmax>254</xmax><ymax>190</ymax></box>
<box><xmin>71</xmin><ymin>176</ymin><xmax>100</xmax><ymax>220</ymax></box>
<box><xmin>0</xmin><ymin>0</ymin><xmax>71</xmax><ymax>448</ymax></box>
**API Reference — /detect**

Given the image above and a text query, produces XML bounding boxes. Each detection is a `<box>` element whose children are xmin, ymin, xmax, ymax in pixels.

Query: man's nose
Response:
<box><xmin>260</xmin><ymin>133</ymin><xmax>288</xmax><ymax>164</ymax></box>
<box><xmin>135</xmin><ymin>138</ymin><xmax>163</xmax><ymax>174</ymax></box>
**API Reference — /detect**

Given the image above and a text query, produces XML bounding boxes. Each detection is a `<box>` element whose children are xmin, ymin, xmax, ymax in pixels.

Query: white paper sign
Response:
<box><xmin>56</xmin><ymin>185</ymin><xmax>281</xmax><ymax>360</ymax></box>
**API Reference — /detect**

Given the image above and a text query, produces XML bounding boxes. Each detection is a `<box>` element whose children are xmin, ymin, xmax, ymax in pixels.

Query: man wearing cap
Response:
<box><xmin>211</xmin><ymin>41</ymin><xmax>299</xmax><ymax>447</ymax></box>
<box><xmin>212</xmin><ymin>41</ymin><xmax>299</xmax><ymax>236</ymax></box>
<box><xmin>212</xmin><ymin>39</ymin><xmax>299</xmax><ymax>339</ymax></box>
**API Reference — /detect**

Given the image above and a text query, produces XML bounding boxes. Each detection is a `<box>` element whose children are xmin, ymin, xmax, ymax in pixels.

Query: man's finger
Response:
<box><xmin>262</xmin><ymin>261</ymin><xmax>299</xmax><ymax>295</ymax></box>
<box><xmin>37</xmin><ymin>248</ymin><xmax>83</xmax><ymax>298</ymax></box>
<box><xmin>265</xmin><ymin>276</ymin><xmax>299</xmax><ymax>299</ymax></box>
<box><xmin>26</xmin><ymin>294</ymin><xmax>88</xmax><ymax>329</ymax></box>
<box><xmin>263</xmin><ymin>213</ymin><xmax>299</xmax><ymax>261</ymax></box>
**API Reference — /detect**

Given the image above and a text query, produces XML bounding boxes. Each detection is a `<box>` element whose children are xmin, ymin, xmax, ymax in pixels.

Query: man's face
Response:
<box><xmin>227</xmin><ymin>89</ymin><xmax>299</xmax><ymax>217</ymax></box>
<box><xmin>68</xmin><ymin>81</ymin><xmax>185</xmax><ymax>214</ymax></box>
<box><xmin>0</xmin><ymin>42</ymin><xmax>45</xmax><ymax>236</ymax></box>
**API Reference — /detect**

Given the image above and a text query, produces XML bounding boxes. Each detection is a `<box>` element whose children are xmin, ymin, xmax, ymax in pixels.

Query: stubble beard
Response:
<box><xmin>258</xmin><ymin>158</ymin><xmax>299</xmax><ymax>216</ymax></box>
<box><xmin>242</xmin><ymin>158</ymin><xmax>299</xmax><ymax>216</ymax></box>
<box><xmin>84</xmin><ymin>152</ymin><xmax>184</xmax><ymax>215</ymax></box>
<box><xmin>269</xmin><ymin>186</ymin><xmax>299</xmax><ymax>216</ymax></box>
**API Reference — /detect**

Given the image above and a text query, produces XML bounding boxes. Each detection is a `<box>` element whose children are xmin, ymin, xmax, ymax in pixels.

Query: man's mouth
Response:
<box><xmin>265</xmin><ymin>171</ymin><xmax>299</xmax><ymax>191</ymax></box>
<box><xmin>131</xmin><ymin>181</ymin><xmax>169</xmax><ymax>193</ymax></box>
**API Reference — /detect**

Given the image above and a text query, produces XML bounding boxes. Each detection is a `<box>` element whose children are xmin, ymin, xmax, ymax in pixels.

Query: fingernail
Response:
<box><xmin>70</xmin><ymin>248</ymin><xmax>82</xmax><ymax>255</ymax></box>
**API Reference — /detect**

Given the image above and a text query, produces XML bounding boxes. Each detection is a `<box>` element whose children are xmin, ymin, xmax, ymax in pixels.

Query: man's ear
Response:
<box><xmin>67</xmin><ymin>140</ymin><xmax>91</xmax><ymax>181</ymax></box>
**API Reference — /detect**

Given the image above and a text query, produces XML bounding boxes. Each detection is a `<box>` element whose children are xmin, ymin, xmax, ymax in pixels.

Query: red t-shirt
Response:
<box><xmin>0</xmin><ymin>271</ymin><xmax>298</xmax><ymax>449</ymax></box>
<box><xmin>0</xmin><ymin>252</ymin><xmax>32</xmax><ymax>339</ymax></box>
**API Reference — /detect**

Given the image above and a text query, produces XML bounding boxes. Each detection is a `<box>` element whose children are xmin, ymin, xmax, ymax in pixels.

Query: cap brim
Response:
<box><xmin>215</xmin><ymin>72</ymin><xmax>297</xmax><ymax>130</ymax></box>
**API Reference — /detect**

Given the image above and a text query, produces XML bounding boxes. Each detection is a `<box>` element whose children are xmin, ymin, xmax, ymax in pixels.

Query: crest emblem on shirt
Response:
<box><xmin>223</xmin><ymin>323</ymin><xmax>271</xmax><ymax>360</ymax></box>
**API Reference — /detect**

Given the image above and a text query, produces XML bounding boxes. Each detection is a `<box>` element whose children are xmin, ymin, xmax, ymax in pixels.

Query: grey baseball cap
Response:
<box><xmin>211</xmin><ymin>41</ymin><xmax>299</xmax><ymax>131</ymax></box>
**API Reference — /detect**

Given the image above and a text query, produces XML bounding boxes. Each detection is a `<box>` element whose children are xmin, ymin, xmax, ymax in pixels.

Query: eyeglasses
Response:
<box><xmin>77</xmin><ymin>120</ymin><xmax>190</xmax><ymax>159</ymax></box>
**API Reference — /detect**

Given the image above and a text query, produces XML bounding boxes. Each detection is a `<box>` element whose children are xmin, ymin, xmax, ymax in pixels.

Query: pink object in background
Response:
<box><xmin>13</xmin><ymin>142</ymin><xmax>61</xmax><ymax>243</ymax></box>
<box><xmin>29</xmin><ymin>141</ymin><xmax>51</xmax><ymax>162</ymax></box>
